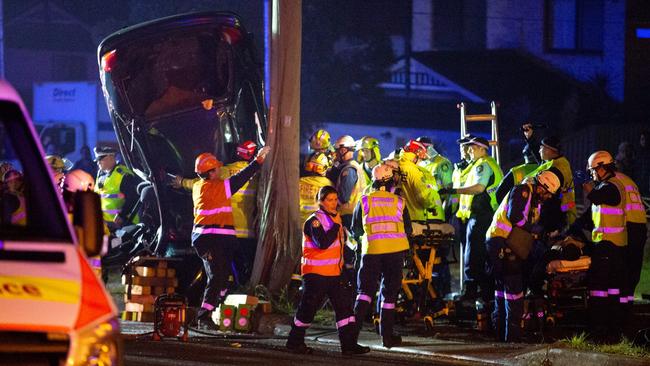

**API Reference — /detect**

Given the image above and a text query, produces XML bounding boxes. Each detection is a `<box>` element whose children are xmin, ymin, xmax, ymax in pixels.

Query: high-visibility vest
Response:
<box><xmin>591</xmin><ymin>179</ymin><xmax>627</xmax><ymax>246</ymax></box>
<box><xmin>511</xmin><ymin>163</ymin><xmax>538</xmax><ymax>185</ymax></box>
<box><xmin>301</xmin><ymin>210</ymin><xmax>344</xmax><ymax>276</ymax></box>
<box><xmin>192</xmin><ymin>178</ymin><xmax>237</xmax><ymax>236</ymax></box>
<box><xmin>299</xmin><ymin>175</ymin><xmax>334</xmax><ymax>224</ymax></box>
<box><xmin>450</xmin><ymin>160</ymin><xmax>474</xmax><ymax>215</ymax></box>
<box><xmin>220</xmin><ymin>161</ymin><xmax>258</xmax><ymax>238</ymax></box>
<box><xmin>398</xmin><ymin>152</ymin><xmax>441</xmax><ymax>221</ymax></box>
<box><xmin>337</xmin><ymin>160</ymin><xmax>367</xmax><ymax>216</ymax></box>
<box><xmin>10</xmin><ymin>194</ymin><xmax>26</xmax><ymax>225</ymax></box>
<box><xmin>360</xmin><ymin>190</ymin><xmax>409</xmax><ymax>255</ymax></box>
<box><xmin>487</xmin><ymin>183</ymin><xmax>539</xmax><ymax>239</ymax></box>
<box><xmin>613</xmin><ymin>172</ymin><xmax>647</xmax><ymax>224</ymax></box>
<box><xmin>527</xmin><ymin>156</ymin><xmax>576</xmax><ymax>223</ymax></box>
<box><xmin>418</xmin><ymin>156</ymin><xmax>448</xmax><ymax>222</ymax></box>
<box><xmin>95</xmin><ymin>165</ymin><xmax>140</xmax><ymax>224</ymax></box>
<box><xmin>457</xmin><ymin>156</ymin><xmax>503</xmax><ymax>220</ymax></box>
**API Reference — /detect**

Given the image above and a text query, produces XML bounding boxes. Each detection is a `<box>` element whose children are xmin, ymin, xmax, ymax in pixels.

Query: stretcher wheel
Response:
<box><xmin>545</xmin><ymin>316</ymin><xmax>555</xmax><ymax>327</ymax></box>
<box><xmin>424</xmin><ymin>316</ymin><xmax>434</xmax><ymax>331</ymax></box>
<box><xmin>373</xmin><ymin>316</ymin><xmax>380</xmax><ymax>334</ymax></box>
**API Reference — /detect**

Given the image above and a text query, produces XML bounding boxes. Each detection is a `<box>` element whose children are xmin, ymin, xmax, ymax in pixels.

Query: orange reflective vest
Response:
<box><xmin>301</xmin><ymin>210</ymin><xmax>344</xmax><ymax>276</ymax></box>
<box><xmin>192</xmin><ymin>178</ymin><xmax>236</xmax><ymax>236</ymax></box>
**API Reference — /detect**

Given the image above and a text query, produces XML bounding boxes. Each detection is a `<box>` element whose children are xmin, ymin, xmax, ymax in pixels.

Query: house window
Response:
<box><xmin>546</xmin><ymin>0</ymin><xmax>604</xmax><ymax>52</ymax></box>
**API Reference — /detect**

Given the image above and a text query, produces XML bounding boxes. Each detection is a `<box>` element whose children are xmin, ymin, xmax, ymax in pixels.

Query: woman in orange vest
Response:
<box><xmin>286</xmin><ymin>185</ymin><xmax>370</xmax><ymax>356</ymax></box>
<box><xmin>192</xmin><ymin>146</ymin><xmax>269</xmax><ymax>330</ymax></box>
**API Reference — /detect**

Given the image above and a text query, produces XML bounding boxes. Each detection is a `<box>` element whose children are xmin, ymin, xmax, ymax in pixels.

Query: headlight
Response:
<box><xmin>67</xmin><ymin>317</ymin><xmax>122</xmax><ymax>366</ymax></box>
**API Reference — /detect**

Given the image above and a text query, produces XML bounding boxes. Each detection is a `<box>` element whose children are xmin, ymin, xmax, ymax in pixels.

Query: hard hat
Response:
<box><xmin>194</xmin><ymin>152</ymin><xmax>223</xmax><ymax>174</ymax></box>
<box><xmin>403</xmin><ymin>139</ymin><xmax>427</xmax><ymax>154</ymax></box>
<box><xmin>536</xmin><ymin>170</ymin><xmax>561</xmax><ymax>194</ymax></box>
<box><xmin>64</xmin><ymin>169</ymin><xmax>95</xmax><ymax>192</ymax></box>
<box><xmin>356</xmin><ymin>136</ymin><xmax>379</xmax><ymax>151</ymax></box>
<box><xmin>372</xmin><ymin>163</ymin><xmax>394</xmax><ymax>182</ymax></box>
<box><xmin>415</xmin><ymin>136</ymin><xmax>433</xmax><ymax>145</ymax></box>
<box><xmin>587</xmin><ymin>150</ymin><xmax>614</xmax><ymax>170</ymax></box>
<box><xmin>236</xmin><ymin>140</ymin><xmax>257</xmax><ymax>160</ymax></box>
<box><xmin>415</xmin><ymin>136</ymin><xmax>439</xmax><ymax>157</ymax></box>
<box><xmin>305</xmin><ymin>152</ymin><xmax>330</xmax><ymax>176</ymax></box>
<box><xmin>46</xmin><ymin>155</ymin><xmax>72</xmax><ymax>173</ymax></box>
<box><xmin>334</xmin><ymin>135</ymin><xmax>356</xmax><ymax>149</ymax></box>
<box><xmin>3</xmin><ymin>169</ymin><xmax>22</xmax><ymax>183</ymax></box>
<box><xmin>309</xmin><ymin>129</ymin><xmax>331</xmax><ymax>151</ymax></box>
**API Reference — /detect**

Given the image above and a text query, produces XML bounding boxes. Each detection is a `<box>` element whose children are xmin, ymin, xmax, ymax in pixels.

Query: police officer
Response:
<box><xmin>440</xmin><ymin>136</ymin><xmax>503</xmax><ymax>302</ymax></box>
<box><xmin>356</xmin><ymin>136</ymin><xmax>382</xmax><ymax>185</ymax></box>
<box><xmin>94</xmin><ymin>146</ymin><xmax>141</xmax><ymax>232</ymax></box>
<box><xmin>286</xmin><ymin>186</ymin><xmax>370</xmax><ymax>356</ymax></box>
<box><xmin>192</xmin><ymin>146</ymin><xmax>270</xmax><ymax>329</ymax></box>
<box><xmin>415</xmin><ymin>136</ymin><xmax>453</xmax><ymax>194</ymax></box>
<box><xmin>299</xmin><ymin>152</ymin><xmax>334</xmax><ymax>224</ymax></box>
<box><xmin>399</xmin><ymin>140</ymin><xmax>443</xmax><ymax>222</ymax></box>
<box><xmin>351</xmin><ymin>163</ymin><xmax>412</xmax><ymax>348</ymax></box>
<box><xmin>486</xmin><ymin>170</ymin><xmax>561</xmax><ymax>342</ymax></box>
<box><xmin>567</xmin><ymin>151</ymin><xmax>627</xmax><ymax>342</ymax></box>
<box><xmin>219</xmin><ymin>140</ymin><xmax>260</xmax><ymax>284</ymax></box>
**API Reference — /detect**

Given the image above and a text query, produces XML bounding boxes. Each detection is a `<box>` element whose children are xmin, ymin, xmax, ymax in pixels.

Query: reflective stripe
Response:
<box><xmin>504</xmin><ymin>291</ymin><xmax>523</xmax><ymax>301</ymax></box>
<box><xmin>590</xmin><ymin>290</ymin><xmax>608</xmax><ymax>298</ymax></box>
<box><xmin>536</xmin><ymin>311</ymin><xmax>544</xmax><ymax>318</ymax></box>
<box><xmin>220</xmin><ymin>288</ymin><xmax>228</xmax><ymax>297</ymax></box>
<box><xmin>620</xmin><ymin>297</ymin><xmax>629</xmax><ymax>304</ymax></box>
<box><xmin>301</xmin><ymin>257</ymin><xmax>340</xmax><ymax>266</ymax></box>
<box><xmin>626</xmin><ymin>203</ymin><xmax>644</xmax><ymax>211</ymax></box>
<box><xmin>361</xmin><ymin>196</ymin><xmax>369</xmax><ymax>214</ymax></box>
<box><xmin>238</xmin><ymin>189</ymin><xmax>255</xmax><ymax>195</ymax></box>
<box><xmin>366</xmin><ymin>215</ymin><xmax>400</xmax><ymax>224</ymax></box>
<box><xmin>236</xmin><ymin>229</ymin><xmax>254</xmax><ymax>237</ymax></box>
<box><xmin>302</xmin><ymin>205</ymin><xmax>319</xmax><ymax>211</ymax></box>
<box><xmin>303</xmin><ymin>239</ymin><xmax>341</xmax><ymax>250</ymax></box>
<box><xmin>495</xmin><ymin>222</ymin><xmax>512</xmax><ymax>233</ymax></box>
<box><xmin>89</xmin><ymin>257</ymin><xmax>102</xmax><ymax>268</ymax></box>
<box><xmin>224</xmin><ymin>179</ymin><xmax>232</xmax><ymax>199</ymax></box>
<box><xmin>357</xmin><ymin>294</ymin><xmax>372</xmax><ymax>303</ymax></box>
<box><xmin>202</xmin><ymin>302</ymin><xmax>215</xmax><ymax>311</ymax></box>
<box><xmin>625</xmin><ymin>185</ymin><xmax>636</xmax><ymax>192</ymax></box>
<box><xmin>102</xmin><ymin>209</ymin><xmax>120</xmax><ymax>214</ymax></box>
<box><xmin>366</xmin><ymin>232</ymin><xmax>407</xmax><ymax>241</ymax></box>
<box><xmin>294</xmin><ymin>318</ymin><xmax>311</xmax><ymax>328</ymax></box>
<box><xmin>598</xmin><ymin>207</ymin><xmax>624</xmax><ymax>215</ymax></box>
<box><xmin>381</xmin><ymin>302</ymin><xmax>395</xmax><ymax>309</ymax></box>
<box><xmin>607</xmin><ymin>288</ymin><xmax>620</xmax><ymax>295</ymax></box>
<box><xmin>628</xmin><ymin>295</ymin><xmax>635</xmax><ymax>301</ymax></box>
<box><xmin>12</xmin><ymin>211</ymin><xmax>26</xmax><ymax>222</ymax></box>
<box><xmin>495</xmin><ymin>290</ymin><xmax>504</xmax><ymax>298</ymax></box>
<box><xmin>593</xmin><ymin>226</ymin><xmax>625</xmax><ymax>234</ymax></box>
<box><xmin>196</xmin><ymin>206</ymin><xmax>234</xmax><ymax>215</ymax></box>
<box><xmin>100</xmin><ymin>193</ymin><xmax>125</xmax><ymax>199</ymax></box>
<box><xmin>336</xmin><ymin>316</ymin><xmax>356</xmax><ymax>329</ymax></box>
<box><xmin>193</xmin><ymin>227</ymin><xmax>237</xmax><ymax>235</ymax></box>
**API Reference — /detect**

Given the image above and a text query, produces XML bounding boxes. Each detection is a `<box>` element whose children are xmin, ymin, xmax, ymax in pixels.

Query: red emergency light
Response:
<box><xmin>101</xmin><ymin>50</ymin><xmax>117</xmax><ymax>73</ymax></box>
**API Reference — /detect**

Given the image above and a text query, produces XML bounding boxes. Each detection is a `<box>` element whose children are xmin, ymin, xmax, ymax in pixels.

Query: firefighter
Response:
<box><xmin>286</xmin><ymin>186</ymin><xmax>370</xmax><ymax>355</ymax></box>
<box><xmin>567</xmin><ymin>150</ymin><xmax>627</xmax><ymax>342</ymax></box>
<box><xmin>1</xmin><ymin>169</ymin><xmax>26</xmax><ymax>226</ymax></box>
<box><xmin>355</xmin><ymin>136</ymin><xmax>382</xmax><ymax>184</ymax></box>
<box><xmin>219</xmin><ymin>140</ymin><xmax>260</xmax><ymax>284</ymax></box>
<box><xmin>93</xmin><ymin>146</ymin><xmax>141</xmax><ymax>232</ymax></box>
<box><xmin>415</xmin><ymin>136</ymin><xmax>453</xmax><ymax>194</ymax></box>
<box><xmin>439</xmin><ymin>136</ymin><xmax>503</xmax><ymax>302</ymax></box>
<box><xmin>351</xmin><ymin>163</ymin><xmax>412</xmax><ymax>348</ymax></box>
<box><xmin>299</xmin><ymin>152</ymin><xmax>334</xmax><ymax>223</ymax></box>
<box><xmin>399</xmin><ymin>139</ymin><xmax>444</xmax><ymax>222</ymax></box>
<box><xmin>192</xmin><ymin>146</ymin><xmax>270</xmax><ymax>329</ymax></box>
<box><xmin>307</xmin><ymin>129</ymin><xmax>334</xmax><ymax>171</ymax></box>
<box><xmin>486</xmin><ymin>170</ymin><xmax>561</xmax><ymax>342</ymax></box>
<box><xmin>46</xmin><ymin>155</ymin><xmax>73</xmax><ymax>190</ymax></box>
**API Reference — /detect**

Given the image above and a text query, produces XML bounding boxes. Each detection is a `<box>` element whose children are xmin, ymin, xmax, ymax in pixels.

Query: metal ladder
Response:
<box><xmin>458</xmin><ymin>101</ymin><xmax>501</xmax><ymax>165</ymax></box>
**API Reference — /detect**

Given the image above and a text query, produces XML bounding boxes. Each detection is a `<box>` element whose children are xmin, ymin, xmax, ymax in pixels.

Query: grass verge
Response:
<box><xmin>562</xmin><ymin>332</ymin><xmax>649</xmax><ymax>358</ymax></box>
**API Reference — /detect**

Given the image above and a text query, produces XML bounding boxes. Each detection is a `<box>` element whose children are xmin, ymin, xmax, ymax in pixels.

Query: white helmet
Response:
<box><xmin>536</xmin><ymin>170</ymin><xmax>561</xmax><ymax>194</ymax></box>
<box><xmin>372</xmin><ymin>163</ymin><xmax>393</xmax><ymax>182</ymax></box>
<box><xmin>334</xmin><ymin>135</ymin><xmax>355</xmax><ymax>149</ymax></box>
<box><xmin>64</xmin><ymin>169</ymin><xmax>95</xmax><ymax>192</ymax></box>
<box><xmin>587</xmin><ymin>150</ymin><xmax>614</xmax><ymax>170</ymax></box>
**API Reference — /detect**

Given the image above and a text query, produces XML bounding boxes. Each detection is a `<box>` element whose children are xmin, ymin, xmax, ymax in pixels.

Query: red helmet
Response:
<box><xmin>404</xmin><ymin>139</ymin><xmax>427</xmax><ymax>154</ymax></box>
<box><xmin>236</xmin><ymin>140</ymin><xmax>257</xmax><ymax>160</ymax></box>
<box><xmin>194</xmin><ymin>153</ymin><xmax>223</xmax><ymax>174</ymax></box>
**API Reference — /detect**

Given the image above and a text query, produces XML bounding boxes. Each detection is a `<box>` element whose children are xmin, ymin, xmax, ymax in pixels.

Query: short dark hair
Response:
<box><xmin>318</xmin><ymin>185</ymin><xmax>338</xmax><ymax>202</ymax></box>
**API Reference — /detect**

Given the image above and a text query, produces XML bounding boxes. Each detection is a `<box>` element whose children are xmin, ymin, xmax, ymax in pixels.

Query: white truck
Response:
<box><xmin>33</xmin><ymin>81</ymin><xmax>117</xmax><ymax>163</ymax></box>
<box><xmin>0</xmin><ymin>80</ymin><xmax>122</xmax><ymax>365</ymax></box>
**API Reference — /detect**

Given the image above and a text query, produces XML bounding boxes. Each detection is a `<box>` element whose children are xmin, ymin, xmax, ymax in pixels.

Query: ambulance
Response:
<box><xmin>0</xmin><ymin>80</ymin><xmax>122</xmax><ymax>365</ymax></box>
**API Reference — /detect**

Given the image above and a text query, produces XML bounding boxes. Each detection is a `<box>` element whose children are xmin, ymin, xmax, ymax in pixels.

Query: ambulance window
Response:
<box><xmin>0</xmin><ymin>101</ymin><xmax>72</xmax><ymax>242</ymax></box>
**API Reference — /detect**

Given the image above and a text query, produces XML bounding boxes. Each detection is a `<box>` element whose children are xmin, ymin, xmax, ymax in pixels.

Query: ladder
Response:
<box><xmin>458</xmin><ymin>101</ymin><xmax>500</xmax><ymax>165</ymax></box>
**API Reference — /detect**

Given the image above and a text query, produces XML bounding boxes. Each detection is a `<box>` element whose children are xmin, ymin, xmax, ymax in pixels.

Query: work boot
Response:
<box><xmin>339</xmin><ymin>323</ymin><xmax>370</xmax><ymax>356</ymax></box>
<box><xmin>286</xmin><ymin>325</ymin><xmax>313</xmax><ymax>354</ymax></box>
<box><xmin>382</xmin><ymin>334</ymin><xmax>402</xmax><ymax>348</ymax></box>
<box><xmin>285</xmin><ymin>342</ymin><xmax>314</xmax><ymax>354</ymax></box>
<box><xmin>341</xmin><ymin>344</ymin><xmax>370</xmax><ymax>355</ymax></box>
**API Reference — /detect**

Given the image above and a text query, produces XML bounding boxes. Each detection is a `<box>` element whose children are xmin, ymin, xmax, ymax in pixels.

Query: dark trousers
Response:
<box><xmin>465</xmin><ymin>215</ymin><xmax>492</xmax><ymax>298</ymax></box>
<box><xmin>354</xmin><ymin>251</ymin><xmax>406</xmax><ymax>340</ymax></box>
<box><xmin>193</xmin><ymin>234</ymin><xmax>237</xmax><ymax>310</ymax></box>
<box><xmin>288</xmin><ymin>274</ymin><xmax>357</xmax><ymax>350</ymax></box>
<box><xmin>625</xmin><ymin>223</ymin><xmax>647</xmax><ymax>300</ymax></box>
<box><xmin>587</xmin><ymin>240</ymin><xmax>626</xmax><ymax>341</ymax></box>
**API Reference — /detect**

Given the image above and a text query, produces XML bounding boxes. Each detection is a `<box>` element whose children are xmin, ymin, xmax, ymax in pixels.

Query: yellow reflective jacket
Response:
<box><xmin>359</xmin><ymin>190</ymin><xmax>409</xmax><ymax>255</ymax></box>
<box><xmin>527</xmin><ymin>156</ymin><xmax>576</xmax><ymax>225</ymax></box>
<box><xmin>299</xmin><ymin>175</ymin><xmax>334</xmax><ymax>224</ymax></box>
<box><xmin>220</xmin><ymin>161</ymin><xmax>258</xmax><ymax>238</ymax></box>
<box><xmin>613</xmin><ymin>172</ymin><xmax>647</xmax><ymax>224</ymax></box>
<box><xmin>591</xmin><ymin>178</ymin><xmax>627</xmax><ymax>246</ymax></box>
<box><xmin>95</xmin><ymin>164</ymin><xmax>140</xmax><ymax>224</ymax></box>
<box><xmin>457</xmin><ymin>156</ymin><xmax>503</xmax><ymax>220</ymax></box>
<box><xmin>398</xmin><ymin>152</ymin><xmax>442</xmax><ymax>221</ymax></box>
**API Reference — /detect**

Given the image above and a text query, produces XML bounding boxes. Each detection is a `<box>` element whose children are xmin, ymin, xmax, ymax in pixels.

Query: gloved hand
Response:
<box><xmin>437</xmin><ymin>187</ymin><xmax>456</xmax><ymax>195</ymax></box>
<box><xmin>256</xmin><ymin>146</ymin><xmax>271</xmax><ymax>163</ymax></box>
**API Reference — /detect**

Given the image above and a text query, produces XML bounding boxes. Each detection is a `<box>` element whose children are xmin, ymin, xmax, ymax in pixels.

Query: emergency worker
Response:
<box><xmin>308</xmin><ymin>129</ymin><xmax>334</xmax><ymax>171</ymax></box>
<box><xmin>286</xmin><ymin>186</ymin><xmax>370</xmax><ymax>356</ymax></box>
<box><xmin>495</xmin><ymin>123</ymin><xmax>542</xmax><ymax>202</ymax></box>
<box><xmin>94</xmin><ymin>146</ymin><xmax>141</xmax><ymax>232</ymax></box>
<box><xmin>486</xmin><ymin>170</ymin><xmax>561</xmax><ymax>342</ymax></box>
<box><xmin>329</xmin><ymin>135</ymin><xmax>367</xmax><ymax>229</ymax></box>
<box><xmin>356</xmin><ymin>136</ymin><xmax>382</xmax><ymax>184</ymax></box>
<box><xmin>399</xmin><ymin>140</ymin><xmax>443</xmax><ymax>222</ymax></box>
<box><xmin>299</xmin><ymin>152</ymin><xmax>334</xmax><ymax>223</ymax></box>
<box><xmin>448</xmin><ymin>135</ymin><xmax>475</xmax><ymax>218</ymax></box>
<box><xmin>439</xmin><ymin>136</ymin><xmax>503</xmax><ymax>301</ymax></box>
<box><xmin>192</xmin><ymin>146</ymin><xmax>270</xmax><ymax>329</ymax></box>
<box><xmin>1</xmin><ymin>169</ymin><xmax>26</xmax><ymax>226</ymax></box>
<box><xmin>46</xmin><ymin>155</ymin><xmax>72</xmax><ymax>190</ymax></box>
<box><xmin>351</xmin><ymin>163</ymin><xmax>412</xmax><ymax>348</ymax></box>
<box><xmin>415</xmin><ymin>136</ymin><xmax>453</xmax><ymax>193</ymax></box>
<box><xmin>567</xmin><ymin>151</ymin><xmax>627</xmax><ymax>342</ymax></box>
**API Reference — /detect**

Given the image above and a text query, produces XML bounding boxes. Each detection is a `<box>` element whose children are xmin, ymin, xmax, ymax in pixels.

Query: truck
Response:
<box><xmin>32</xmin><ymin>81</ymin><xmax>117</xmax><ymax>163</ymax></box>
<box><xmin>0</xmin><ymin>80</ymin><xmax>122</xmax><ymax>365</ymax></box>
<box><xmin>96</xmin><ymin>11</ymin><xmax>268</xmax><ymax>304</ymax></box>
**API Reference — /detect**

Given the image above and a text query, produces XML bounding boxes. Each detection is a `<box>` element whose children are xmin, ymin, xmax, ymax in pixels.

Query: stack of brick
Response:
<box><xmin>121</xmin><ymin>259</ymin><xmax>178</xmax><ymax>322</ymax></box>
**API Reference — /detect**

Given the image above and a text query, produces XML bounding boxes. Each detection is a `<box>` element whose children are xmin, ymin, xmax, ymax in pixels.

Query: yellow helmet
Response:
<box><xmin>309</xmin><ymin>129</ymin><xmax>332</xmax><ymax>151</ymax></box>
<box><xmin>356</xmin><ymin>136</ymin><xmax>381</xmax><ymax>163</ymax></box>
<box><xmin>45</xmin><ymin>155</ymin><xmax>72</xmax><ymax>173</ymax></box>
<box><xmin>304</xmin><ymin>152</ymin><xmax>330</xmax><ymax>176</ymax></box>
